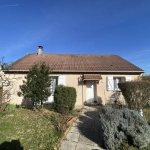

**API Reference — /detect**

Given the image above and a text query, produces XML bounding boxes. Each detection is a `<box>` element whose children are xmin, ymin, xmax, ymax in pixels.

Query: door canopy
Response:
<box><xmin>83</xmin><ymin>74</ymin><xmax>102</xmax><ymax>80</ymax></box>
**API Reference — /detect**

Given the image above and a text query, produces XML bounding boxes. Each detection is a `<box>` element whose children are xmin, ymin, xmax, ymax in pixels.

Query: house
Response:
<box><xmin>4</xmin><ymin>46</ymin><xmax>144</xmax><ymax>108</ymax></box>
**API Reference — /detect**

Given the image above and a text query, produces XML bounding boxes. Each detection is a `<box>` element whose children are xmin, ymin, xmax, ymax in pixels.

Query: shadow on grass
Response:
<box><xmin>18</xmin><ymin>103</ymin><xmax>54</xmax><ymax>111</ymax></box>
<box><xmin>76</xmin><ymin>105</ymin><xmax>105</xmax><ymax>149</ymax></box>
<box><xmin>0</xmin><ymin>140</ymin><xmax>23</xmax><ymax>150</ymax></box>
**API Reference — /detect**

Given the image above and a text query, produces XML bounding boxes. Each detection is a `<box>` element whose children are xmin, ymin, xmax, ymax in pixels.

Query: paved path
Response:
<box><xmin>60</xmin><ymin>106</ymin><xmax>104</xmax><ymax>150</ymax></box>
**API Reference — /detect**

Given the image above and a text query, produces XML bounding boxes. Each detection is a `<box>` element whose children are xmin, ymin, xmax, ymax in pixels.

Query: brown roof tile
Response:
<box><xmin>6</xmin><ymin>53</ymin><xmax>144</xmax><ymax>73</ymax></box>
<box><xmin>83</xmin><ymin>74</ymin><xmax>102</xmax><ymax>80</ymax></box>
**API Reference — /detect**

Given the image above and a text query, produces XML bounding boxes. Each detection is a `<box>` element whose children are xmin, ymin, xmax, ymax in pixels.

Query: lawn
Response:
<box><xmin>0</xmin><ymin>105</ymin><xmax>79</xmax><ymax>150</ymax></box>
<box><xmin>1</xmin><ymin>105</ymin><xmax>150</xmax><ymax>150</ymax></box>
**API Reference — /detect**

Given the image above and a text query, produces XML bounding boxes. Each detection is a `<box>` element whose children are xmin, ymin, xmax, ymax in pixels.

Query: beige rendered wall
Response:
<box><xmin>59</xmin><ymin>74</ymin><xmax>142</xmax><ymax>106</ymax></box>
<box><xmin>4</xmin><ymin>73</ymin><xmax>86</xmax><ymax>107</ymax></box>
<box><xmin>96</xmin><ymin>74</ymin><xmax>141</xmax><ymax>105</ymax></box>
<box><xmin>53</xmin><ymin>74</ymin><xmax>86</xmax><ymax>108</ymax></box>
<box><xmin>4</xmin><ymin>73</ymin><xmax>142</xmax><ymax>107</ymax></box>
<box><xmin>4</xmin><ymin>74</ymin><xmax>29</xmax><ymax>105</ymax></box>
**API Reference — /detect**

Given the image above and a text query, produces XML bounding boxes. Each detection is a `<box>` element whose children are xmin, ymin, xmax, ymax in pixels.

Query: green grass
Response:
<box><xmin>0</xmin><ymin>106</ymin><xmax>73</xmax><ymax>150</ymax></box>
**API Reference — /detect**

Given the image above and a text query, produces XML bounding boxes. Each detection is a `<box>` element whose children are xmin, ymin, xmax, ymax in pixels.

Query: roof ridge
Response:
<box><xmin>40</xmin><ymin>53</ymin><xmax>117</xmax><ymax>56</ymax></box>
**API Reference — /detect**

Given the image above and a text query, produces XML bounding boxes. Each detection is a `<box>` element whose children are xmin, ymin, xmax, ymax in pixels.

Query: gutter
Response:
<box><xmin>4</xmin><ymin>70</ymin><xmax>144</xmax><ymax>73</ymax></box>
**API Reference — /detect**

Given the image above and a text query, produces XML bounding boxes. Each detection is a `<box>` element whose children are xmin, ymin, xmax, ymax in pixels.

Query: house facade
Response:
<box><xmin>4</xmin><ymin>46</ymin><xmax>144</xmax><ymax>108</ymax></box>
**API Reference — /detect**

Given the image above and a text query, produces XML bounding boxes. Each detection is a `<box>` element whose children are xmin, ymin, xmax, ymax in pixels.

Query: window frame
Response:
<box><xmin>50</xmin><ymin>78</ymin><xmax>57</xmax><ymax>96</ymax></box>
<box><xmin>113</xmin><ymin>77</ymin><xmax>123</xmax><ymax>91</ymax></box>
<box><xmin>107</xmin><ymin>76</ymin><xmax>131</xmax><ymax>91</ymax></box>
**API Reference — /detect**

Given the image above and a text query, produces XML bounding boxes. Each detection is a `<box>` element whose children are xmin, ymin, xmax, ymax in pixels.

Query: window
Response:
<box><xmin>49</xmin><ymin>75</ymin><xmax>66</xmax><ymax>96</ymax></box>
<box><xmin>47</xmin><ymin>76</ymin><xmax>66</xmax><ymax>103</ymax></box>
<box><xmin>113</xmin><ymin>77</ymin><xmax>123</xmax><ymax>91</ymax></box>
<box><xmin>50</xmin><ymin>78</ymin><xmax>57</xmax><ymax>96</ymax></box>
<box><xmin>107</xmin><ymin>76</ymin><xmax>131</xmax><ymax>91</ymax></box>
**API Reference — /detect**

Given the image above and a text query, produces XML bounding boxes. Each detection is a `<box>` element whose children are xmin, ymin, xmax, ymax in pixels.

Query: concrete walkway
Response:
<box><xmin>60</xmin><ymin>106</ymin><xmax>104</xmax><ymax>150</ymax></box>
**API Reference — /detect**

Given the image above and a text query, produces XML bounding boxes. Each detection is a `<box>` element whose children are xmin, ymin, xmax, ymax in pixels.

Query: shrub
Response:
<box><xmin>53</xmin><ymin>85</ymin><xmax>76</xmax><ymax>114</ymax></box>
<box><xmin>118</xmin><ymin>81</ymin><xmax>150</xmax><ymax>109</ymax></box>
<box><xmin>17</xmin><ymin>63</ymin><xmax>51</xmax><ymax>107</ymax></box>
<box><xmin>137</xmin><ymin>75</ymin><xmax>150</xmax><ymax>83</ymax></box>
<box><xmin>99</xmin><ymin>106</ymin><xmax>150</xmax><ymax>150</ymax></box>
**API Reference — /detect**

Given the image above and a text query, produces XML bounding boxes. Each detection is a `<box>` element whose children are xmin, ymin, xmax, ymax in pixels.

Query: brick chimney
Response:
<box><xmin>38</xmin><ymin>46</ymin><xmax>43</xmax><ymax>56</ymax></box>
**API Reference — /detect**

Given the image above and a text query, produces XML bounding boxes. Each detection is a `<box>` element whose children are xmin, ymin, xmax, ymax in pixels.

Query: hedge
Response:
<box><xmin>118</xmin><ymin>81</ymin><xmax>150</xmax><ymax>109</ymax></box>
<box><xmin>53</xmin><ymin>85</ymin><xmax>77</xmax><ymax>114</ymax></box>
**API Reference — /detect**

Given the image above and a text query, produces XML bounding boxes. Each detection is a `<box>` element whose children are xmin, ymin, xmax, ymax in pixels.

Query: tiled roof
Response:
<box><xmin>6</xmin><ymin>53</ymin><xmax>144</xmax><ymax>73</ymax></box>
<box><xmin>83</xmin><ymin>74</ymin><xmax>102</xmax><ymax>80</ymax></box>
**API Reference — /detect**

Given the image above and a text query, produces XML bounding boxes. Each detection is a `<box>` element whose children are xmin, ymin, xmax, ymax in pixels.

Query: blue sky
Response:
<box><xmin>0</xmin><ymin>0</ymin><xmax>150</xmax><ymax>73</ymax></box>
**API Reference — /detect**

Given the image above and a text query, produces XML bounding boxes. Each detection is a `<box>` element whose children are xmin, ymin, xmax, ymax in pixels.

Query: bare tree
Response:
<box><xmin>0</xmin><ymin>58</ymin><xmax>19</xmax><ymax>111</ymax></box>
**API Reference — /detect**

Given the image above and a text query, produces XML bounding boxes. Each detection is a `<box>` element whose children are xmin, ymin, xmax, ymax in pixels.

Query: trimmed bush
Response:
<box><xmin>53</xmin><ymin>85</ymin><xmax>76</xmax><ymax>114</ymax></box>
<box><xmin>118</xmin><ymin>81</ymin><xmax>150</xmax><ymax>109</ymax></box>
<box><xmin>99</xmin><ymin>106</ymin><xmax>150</xmax><ymax>150</ymax></box>
<box><xmin>137</xmin><ymin>75</ymin><xmax>150</xmax><ymax>83</ymax></box>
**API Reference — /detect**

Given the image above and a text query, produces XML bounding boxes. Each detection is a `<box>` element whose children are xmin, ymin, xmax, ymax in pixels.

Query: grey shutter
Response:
<box><xmin>58</xmin><ymin>76</ymin><xmax>66</xmax><ymax>85</ymax></box>
<box><xmin>126</xmin><ymin>77</ymin><xmax>132</xmax><ymax>81</ymax></box>
<box><xmin>107</xmin><ymin>76</ymin><xmax>114</xmax><ymax>91</ymax></box>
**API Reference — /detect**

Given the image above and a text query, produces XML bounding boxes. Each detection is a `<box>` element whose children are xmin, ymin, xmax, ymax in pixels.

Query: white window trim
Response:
<box><xmin>126</xmin><ymin>77</ymin><xmax>132</xmax><ymax>81</ymax></box>
<box><xmin>58</xmin><ymin>75</ymin><xmax>66</xmax><ymax>85</ymax></box>
<box><xmin>114</xmin><ymin>77</ymin><xmax>122</xmax><ymax>91</ymax></box>
<box><xmin>107</xmin><ymin>76</ymin><xmax>131</xmax><ymax>91</ymax></box>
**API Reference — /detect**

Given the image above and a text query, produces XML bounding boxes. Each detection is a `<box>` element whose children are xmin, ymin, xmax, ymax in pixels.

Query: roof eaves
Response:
<box><xmin>5</xmin><ymin>69</ymin><xmax>144</xmax><ymax>73</ymax></box>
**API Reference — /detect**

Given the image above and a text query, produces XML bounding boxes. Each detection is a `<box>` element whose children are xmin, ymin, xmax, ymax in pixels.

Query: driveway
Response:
<box><xmin>60</xmin><ymin>106</ymin><xmax>104</xmax><ymax>150</ymax></box>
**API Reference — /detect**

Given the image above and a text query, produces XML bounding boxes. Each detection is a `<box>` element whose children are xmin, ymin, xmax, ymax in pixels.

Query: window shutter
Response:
<box><xmin>58</xmin><ymin>76</ymin><xmax>66</xmax><ymax>85</ymax></box>
<box><xmin>126</xmin><ymin>77</ymin><xmax>132</xmax><ymax>81</ymax></box>
<box><xmin>107</xmin><ymin>76</ymin><xmax>114</xmax><ymax>90</ymax></box>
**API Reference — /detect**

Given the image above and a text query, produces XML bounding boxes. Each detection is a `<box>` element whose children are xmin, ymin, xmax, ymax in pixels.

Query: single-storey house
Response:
<box><xmin>4</xmin><ymin>46</ymin><xmax>144</xmax><ymax>108</ymax></box>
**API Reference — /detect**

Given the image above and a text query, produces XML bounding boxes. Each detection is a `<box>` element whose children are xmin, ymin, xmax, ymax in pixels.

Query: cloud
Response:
<box><xmin>1</xmin><ymin>27</ymin><xmax>51</xmax><ymax>56</ymax></box>
<box><xmin>124</xmin><ymin>49</ymin><xmax>150</xmax><ymax>61</ymax></box>
<box><xmin>132</xmin><ymin>59</ymin><xmax>150</xmax><ymax>62</ymax></box>
<box><xmin>133</xmin><ymin>49</ymin><xmax>150</xmax><ymax>54</ymax></box>
<box><xmin>126</xmin><ymin>49</ymin><xmax>150</xmax><ymax>56</ymax></box>
<box><xmin>0</xmin><ymin>4</ymin><xmax>19</xmax><ymax>7</ymax></box>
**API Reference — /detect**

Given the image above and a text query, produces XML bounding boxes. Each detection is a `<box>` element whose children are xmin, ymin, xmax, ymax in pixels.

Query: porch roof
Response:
<box><xmin>83</xmin><ymin>74</ymin><xmax>102</xmax><ymax>80</ymax></box>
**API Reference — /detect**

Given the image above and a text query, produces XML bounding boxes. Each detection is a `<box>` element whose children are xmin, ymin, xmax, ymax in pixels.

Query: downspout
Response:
<box><xmin>82</xmin><ymin>74</ymin><xmax>83</xmax><ymax>106</ymax></box>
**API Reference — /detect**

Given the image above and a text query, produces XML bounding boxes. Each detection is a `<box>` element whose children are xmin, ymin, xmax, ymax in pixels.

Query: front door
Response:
<box><xmin>86</xmin><ymin>81</ymin><xmax>95</xmax><ymax>103</ymax></box>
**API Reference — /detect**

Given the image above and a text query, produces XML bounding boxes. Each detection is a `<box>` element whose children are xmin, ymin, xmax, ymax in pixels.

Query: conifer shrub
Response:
<box><xmin>99</xmin><ymin>106</ymin><xmax>150</xmax><ymax>150</ymax></box>
<box><xmin>53</xmin><ymin>85</ymin><xmax>76</xmax><ymax>114</ymax></box>
<box><xmin>17</xmin><ymin>63</ymin><xmax>51</xmax><ymax>107</ymax></box>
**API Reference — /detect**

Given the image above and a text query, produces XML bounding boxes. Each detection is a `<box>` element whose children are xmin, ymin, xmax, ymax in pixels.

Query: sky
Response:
<box><xmin>0</xmin><ymin>0</ymin><xmax>150</xmax><ymax>74</ymax></box>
